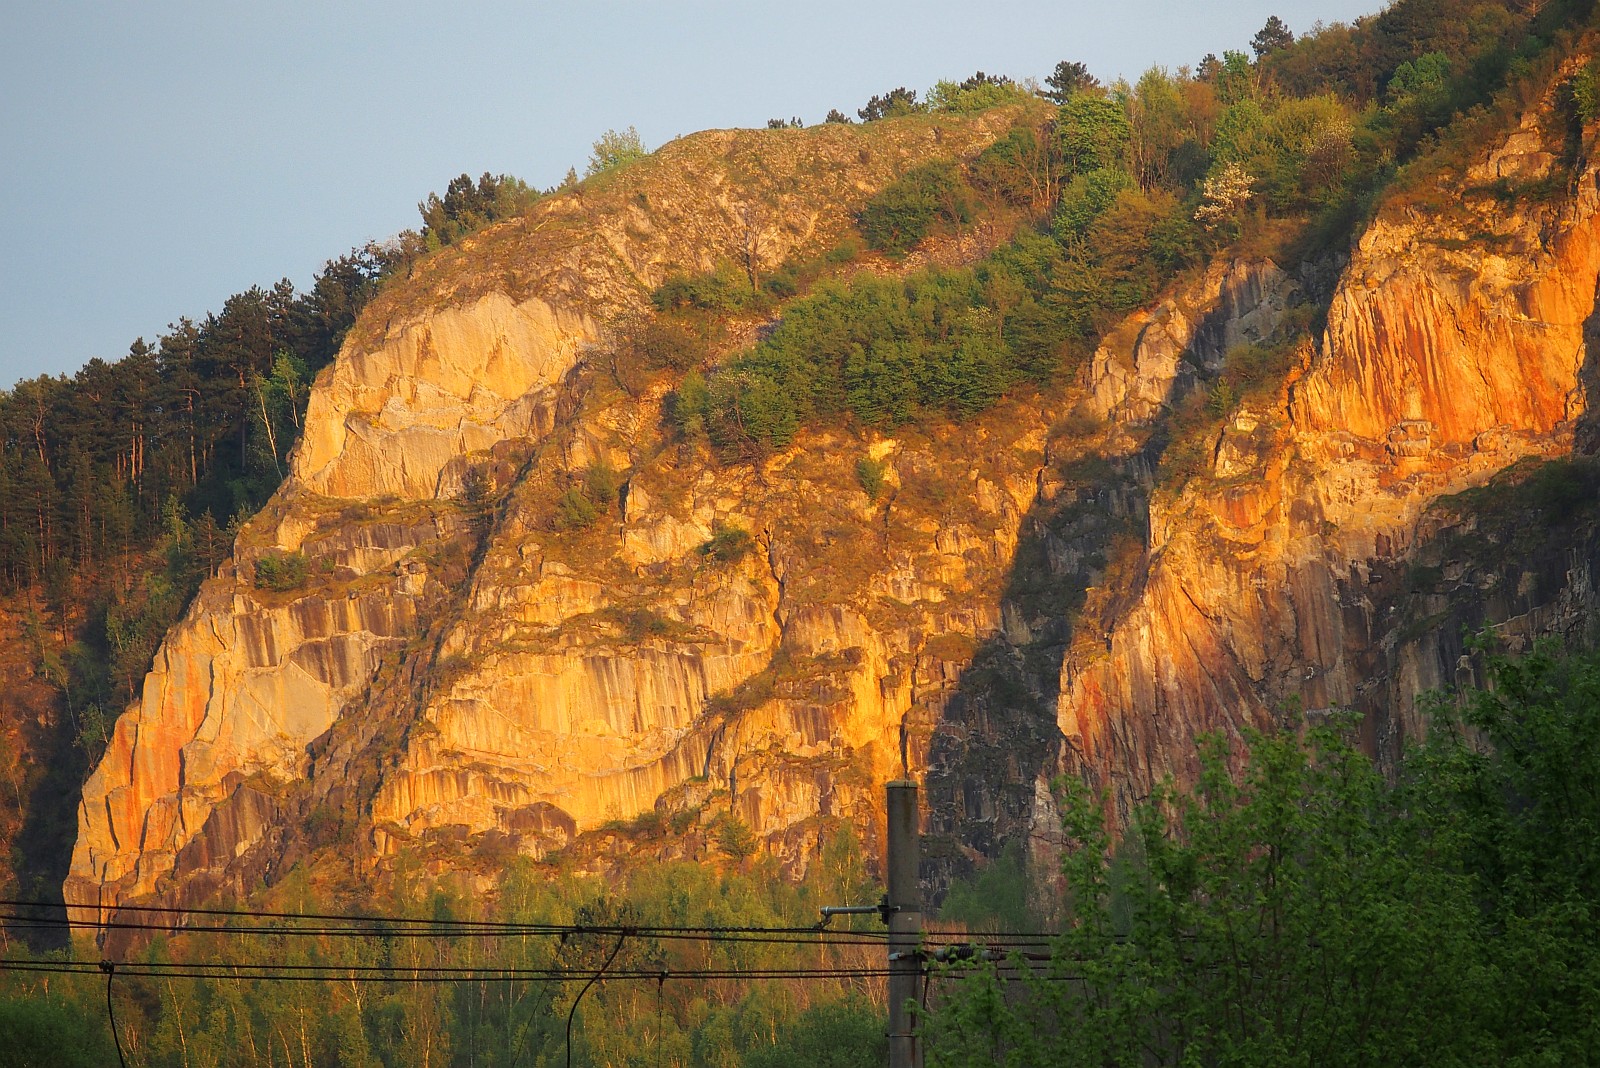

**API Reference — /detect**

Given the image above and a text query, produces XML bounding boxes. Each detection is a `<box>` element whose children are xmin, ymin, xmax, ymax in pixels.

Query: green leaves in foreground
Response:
<box><xmin>930</xmin><ymin>642</ymin><xmax>1600</xmax><ymax>1067</ymax></box>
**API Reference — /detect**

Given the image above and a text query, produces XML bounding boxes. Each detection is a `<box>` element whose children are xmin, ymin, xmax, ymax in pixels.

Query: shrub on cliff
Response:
<box><xmin>857</xmin><ymin>160</ymin><xmax>973</xmax><ymax>257</ymax></box>
<box><xmin>926</xmin><ymin>72</ymin><xmax>1030</xmax><ymax>114</ymax></box>
<box><xmin>855</xmin><ymin>457</ymin><xmax>887</xmax><ymax>501</ymax></box>
<box><xmin>585</xmin><ymin>126</ymin><xmax>646</xmax><ymax>177</ymax></box>
<box><xmin>253</xmin><ymin>550</ymin><xmax>308</xmax><ymax>592</ymax></box>
<box><xmin>553</xmin><ymin>486</ymin><xmax>599</xmax><ymax>530</ymax></box>
<box><xmin>700</xmin><ymin>521</ymin><xmax>754</xmax><ymax>565</ymax></box>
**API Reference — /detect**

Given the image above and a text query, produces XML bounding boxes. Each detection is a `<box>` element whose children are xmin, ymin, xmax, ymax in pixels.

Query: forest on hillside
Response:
<box><xmin>6</xmin><ymin>0</ymin><xmax>1600</xmax><ymax>1062</ymax></box>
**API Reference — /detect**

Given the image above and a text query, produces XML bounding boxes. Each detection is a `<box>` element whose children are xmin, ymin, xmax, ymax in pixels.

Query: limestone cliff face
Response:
<box><xmin>64</xmin><ymin>109</ymin><xmax>1035</xmax><ymax>919</ymax></box>
<box><xmin>64</xmin><ymin>68</ymin><xmax>1600</xmax><ymax>923</ymax></box>
<box><xmin>1051</xmin><ymin>75</ymin><xmax>1600</xmax><ymax>816</ymax></box>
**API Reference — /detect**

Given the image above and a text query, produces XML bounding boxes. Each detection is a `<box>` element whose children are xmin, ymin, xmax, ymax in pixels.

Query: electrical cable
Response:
<box><xmin>0</xmin><ymin>958</ymin><xmax>901</xmax><ymax>983</ymax></box>
<box><xmin>0</xmin><ymin>914</ymin><xmax>890</xmax><ymax>947</ymax></box>
<box><xmin>655</xmin><ymin>969</ymin><xmax>667</xmax><ymax>1068</ymax></box>
<box><xmin>565</xmin><ymin>929</ymin><xmax>628</xmax><ymax>1068</ymax></box>
<box><xmin>100</xmin><ymin>961</ymin><xmax>128</xmax><ymax>1068</ymax></box>
<box><xmin>0</xmin><ymin>898</ymin><xmax>888</xmax><ymax>939</ymax></box>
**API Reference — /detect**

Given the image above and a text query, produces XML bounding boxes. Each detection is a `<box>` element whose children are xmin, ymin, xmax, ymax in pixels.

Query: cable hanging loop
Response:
<box><xmin>564</xmin><ymin>927</ymin><xmax>632</xmax><ymax>1068</ymax></box>
<box><xmin>100</xmin><ymin>960</ymin><xmax>129</xmax><ymax>1068</ymax></box>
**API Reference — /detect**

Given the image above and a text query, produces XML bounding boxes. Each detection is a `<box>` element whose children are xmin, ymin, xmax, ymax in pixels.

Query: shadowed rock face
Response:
<box><xmin>62</xmin><ymin>70</ymin><xmax>1600</xmax><ymax>927</ymax></box>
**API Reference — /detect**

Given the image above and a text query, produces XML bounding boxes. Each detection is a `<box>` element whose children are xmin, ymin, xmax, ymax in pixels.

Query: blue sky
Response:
<box><xmin>1</xmin><ymin>0</ymin><xmax>1382</xmax><ymax>389</ymax></box>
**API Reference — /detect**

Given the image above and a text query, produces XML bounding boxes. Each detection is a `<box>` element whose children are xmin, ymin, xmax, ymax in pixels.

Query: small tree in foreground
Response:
<box><xmin>929</xmin><ymin>642</ymin><xmax>1600</xmax><ymax>1066</ymax></box>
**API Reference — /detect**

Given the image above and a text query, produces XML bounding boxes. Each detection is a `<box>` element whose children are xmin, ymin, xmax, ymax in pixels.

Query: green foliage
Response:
<box><xmin>704</xmin><ymin>370</ymin><xmax>801</xmax><ymax>456</ymax></box>
<box><xmin>932</xmin><ymin>642</ymin><xmax>1600</xmax><ymax>1066</ymax></box>
<box><xmin>713</xmin><ymin>813</ymin><xmax>758</xmax><ymax>858</ymax></box>
<box><xmin>584</xmin><ymin>460</ymin><xmax>620</xmax><ymax>511</ymax></box>
<box><xmin>417</xmin><ymin>171</ymin><xmax>540</xmax><ymax>249</ymax></box>
<box><xmin>1407</xmin><ymin>641</ymin><xmax>1600</xmax><ymax>1064</ymax></box>
<box><xmin>585</xmin><ymin>126</ymin><xmax>647</xmax><ymax>176</ymax></box>
<box><xmin>652</xmin><ymin>260</ymin><xmax>759</xmax><ymax>314</ymax></box>
<box><xmin>855</xmin><ymin>457</ymin><xmax>887</xmax><ymax>501</ymax></box>
<box><xmin>0</xmin><ymin>993</ymin><xmax>114</xmax><ymax>1067</ymax></box>
<box><xmin>1044</xmin><ymin>60</ymin><xmax>1100</xmax><ymax>104</ymax></box>
<box><xmin>930</xmin><ymin>719</ymin><xmax>1489</xmax><ymax>1067</ymax></box>
<box><xmin>1054</xmin><ymin>167</ymin><xmax>1133</xmax><ymax>238</ymax></box>
<box><xmin>1216</xmin><ymin>49</ymin><xmax>1257</xmax><ymax>105</ymax></box>
<box><xmin>969</xmin><ymin>126</ymin><xmax>1055</xmax><ymax>208</ymax></box>
<box><xmin>857</xmin><ymin>160</ymin><xmax>973</xmax><ymax>257</ymax></box>
<box><xmin>1572</xmin><ymin>56</ymin><xmax>1600</xmax><ymax>123</ymax></box>
<box><xmin>1388</xmin><ymin>50</ymin><xmax>1453</xmax><ymax>105</ymax></box>
<box><xmin>700</xmin><ymin>521</ymin><xmax>754</xmax><ymax>565</ymax></box>
<box><xmin>693</xmin><ymin>268</ymin><xmax>1018</xmax><ymax>453</ymax></box>
<box><xmin>673</xmin><ymin>371</ymin><xmax>711</xmax><ymax>437</ymax></box>
<box><xmin>857</xmin><ymin>87</ymin><xmax>920</xmax><ymax>121</ymax></box>
<box><xmin>1251</xmin><ymin>14</ymin><xmax>1295</xmax><ymax>59</ymax></box>
<box><xmin>551</xmin><ymin>461</ymin><xmax>620</xmax><ymax>532</ymax></box>
<box><xmin>926</xmin><ymin>72</ymin><xmax>1030</xmax><ymax>114</ymax></box>
<box><xmin>744</xmin><ymin>1000</ymin><xmax>887</xmax><ymax>1068</ymax></box>
<box><xmin>679</xmin><ymin>163</ymin><xmax>1212</xmax><ymax>460</ymax></box>
<box><xmin>553</xmin><ymin>486</ymin><xmax>599</xmax><ymax>530</ymax></box>
<box><xmin>1523</xmin><ymin>456</ymin><xmax>1600</xmax><ymax>522</ymax></box>
<box><xmin>253</xmin><ymin>549</ymin><xmax>308</xmax><ymax>592</ymax></box>
<box><xmin>1054</xmin><ymin>93</ymin><xmax>1131</xmax><ymax>176</ymax></box>
<box><xmin>937</xmin><ymin>839</ymin><xmax>1034</xmax><ymax>932</ymax></box>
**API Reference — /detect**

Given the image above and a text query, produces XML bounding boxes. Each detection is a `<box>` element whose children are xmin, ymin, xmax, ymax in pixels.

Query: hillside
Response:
<box><xmin>5</xmin><ymin>1</ymin><xmax>1600</xmax><ymax>1060</ymax></box>
<box><xmin>60</xmin><ymin>12</ymin><xmax>1600</xmax><ymax>919</ymax></box>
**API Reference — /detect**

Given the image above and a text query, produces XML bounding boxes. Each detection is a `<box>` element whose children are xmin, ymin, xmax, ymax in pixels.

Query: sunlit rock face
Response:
<box><xmin>65</xmin><ymin>67</ymin><xmax>1600</xmax><ymax>929</ymax></box>
<box><xmin>1054</xmin><ymin>70</ymin><xmax>1600</xmax><ymax>817</ymax></box>
<box><xmin>64</xmin><ymin>109</ymin><xmax>1035</xmax><ymax>923</ymax></box>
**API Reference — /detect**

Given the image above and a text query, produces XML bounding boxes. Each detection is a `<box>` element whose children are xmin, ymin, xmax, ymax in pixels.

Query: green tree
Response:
<box><xmin>0</xmin><ymin>994</ymin><xmax>114</xmax><ymax>1067</ymax></box>
<box><xmin>586</xmin><ymin>126</ymin><xmax>647</xmax><ymax>176</ymax></box>
<box><xmin>1251</xmin><ymin>14</ymin><xmax>1295</xmax><ymax>58</ymax></box>
<box><xmin>417</xmin><ymin>172</ymin><xmax>539</xmax><ymax>248</ymax></box>
<box><xmin>1055</xmin><ymin>93</ymin><xmax>1130</xmax><ymax>176</ymax></box>
<box><xmin>858</xmin><ymin>87</ymin><xmax>920</xmax><ymax>121</ymax></box>
<box><xmin>1044</xmin><ymin>60</ymin><xmax>1100</xmax><ymax>104</ymax></box>
<box><xmin>929</xmin><ymin>721</ymin><xmax>1490</xmax><ymax>1067</ymax></box>
<box><xmin>926</xmin><ymin>72</ymin><xmax>1028</xmax><ymax>113</ymax></box>
<box><xmin>857</xmin><ymin>161</ymin><xmax>973</xmax><ymax>256</ymax></box>
<box><xmin>745</xmin><ymin>1000</ymin><xmax>886</xmax><ymax>1068</ymax></box>
<box><xmin>1054</xmin><ymin>167</ymin><xmax>1134</xmax><ymax>239</ymax></box>
<box><xmin>1410</xmin><ymin>641</ymin><xmax>1600</xmax><ymax>1063</ymax></box>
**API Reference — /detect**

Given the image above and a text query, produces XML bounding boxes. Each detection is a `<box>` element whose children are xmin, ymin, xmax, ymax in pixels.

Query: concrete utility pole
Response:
<box><xmin>886</xmin><ymin>779</ymin><xmax>922</xmax><ymax>1068</ymax></box>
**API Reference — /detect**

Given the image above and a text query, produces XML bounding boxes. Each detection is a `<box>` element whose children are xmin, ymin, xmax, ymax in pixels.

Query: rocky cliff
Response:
<box><xmin>65</xmin><ymin>108</ymin><xmax>1040</xmax><ymax>920</ymax></box>
<box><xmin>1047</xmin><ymin>69</ymin><xmax>1600</xmax><ymax>825</ymax></box>
<box><xmin>63</xmin><ymin>67</ymin><xmax>1600</xmax><ymax>925</ymax></box>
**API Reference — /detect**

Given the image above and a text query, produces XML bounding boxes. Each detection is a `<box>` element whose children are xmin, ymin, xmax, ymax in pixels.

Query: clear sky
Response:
<box><xmin>1</xmin><ymin>0</ymin><xmax>1383</xmax><ymax>390</ymax></box>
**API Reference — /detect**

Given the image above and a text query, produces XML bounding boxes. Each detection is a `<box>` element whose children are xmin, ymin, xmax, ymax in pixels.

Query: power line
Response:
<box><xmin>0</xmin><ymin>915</ymin><xmax>891</xmax><ymax>947</ymax></box>
<box><xmin>0</xmin><ymin>898</ymin><xmax>886</xmax><ymax>938</ymax></box>
<box><xmin>566</xmin><ymin>932</ymin><xmax>626</xmax><ymax>1068</ymax></box>
<box><xmin>2</xmin><ymin>898</ymin><xmax>1070</xmax><ymax>945</ymax></box>
<box><xmin>0</xmin><ymin>958</ymin><xmax>903</xmax><ymax>983</ymax></box>
<box><xmin>100</xmin><ymin>961</ymin><xmax>128</xmax><ymax>1068</ymax></box>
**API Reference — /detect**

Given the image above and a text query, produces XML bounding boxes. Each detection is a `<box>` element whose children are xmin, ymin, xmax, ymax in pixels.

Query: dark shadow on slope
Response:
<box><xmin>8</xmin><ymin>689</ymin><xmax>84</xmax><ymax>950</ymax></box>
<box><xmin>920</xmin><ymin>441</ymin><xmax>1155</xmax><ymax>897</ymax></box>
<box><xmin>918</xmin><ymin>265</ymin><xmax>1326</xmax><ymax>900</ymax></box>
